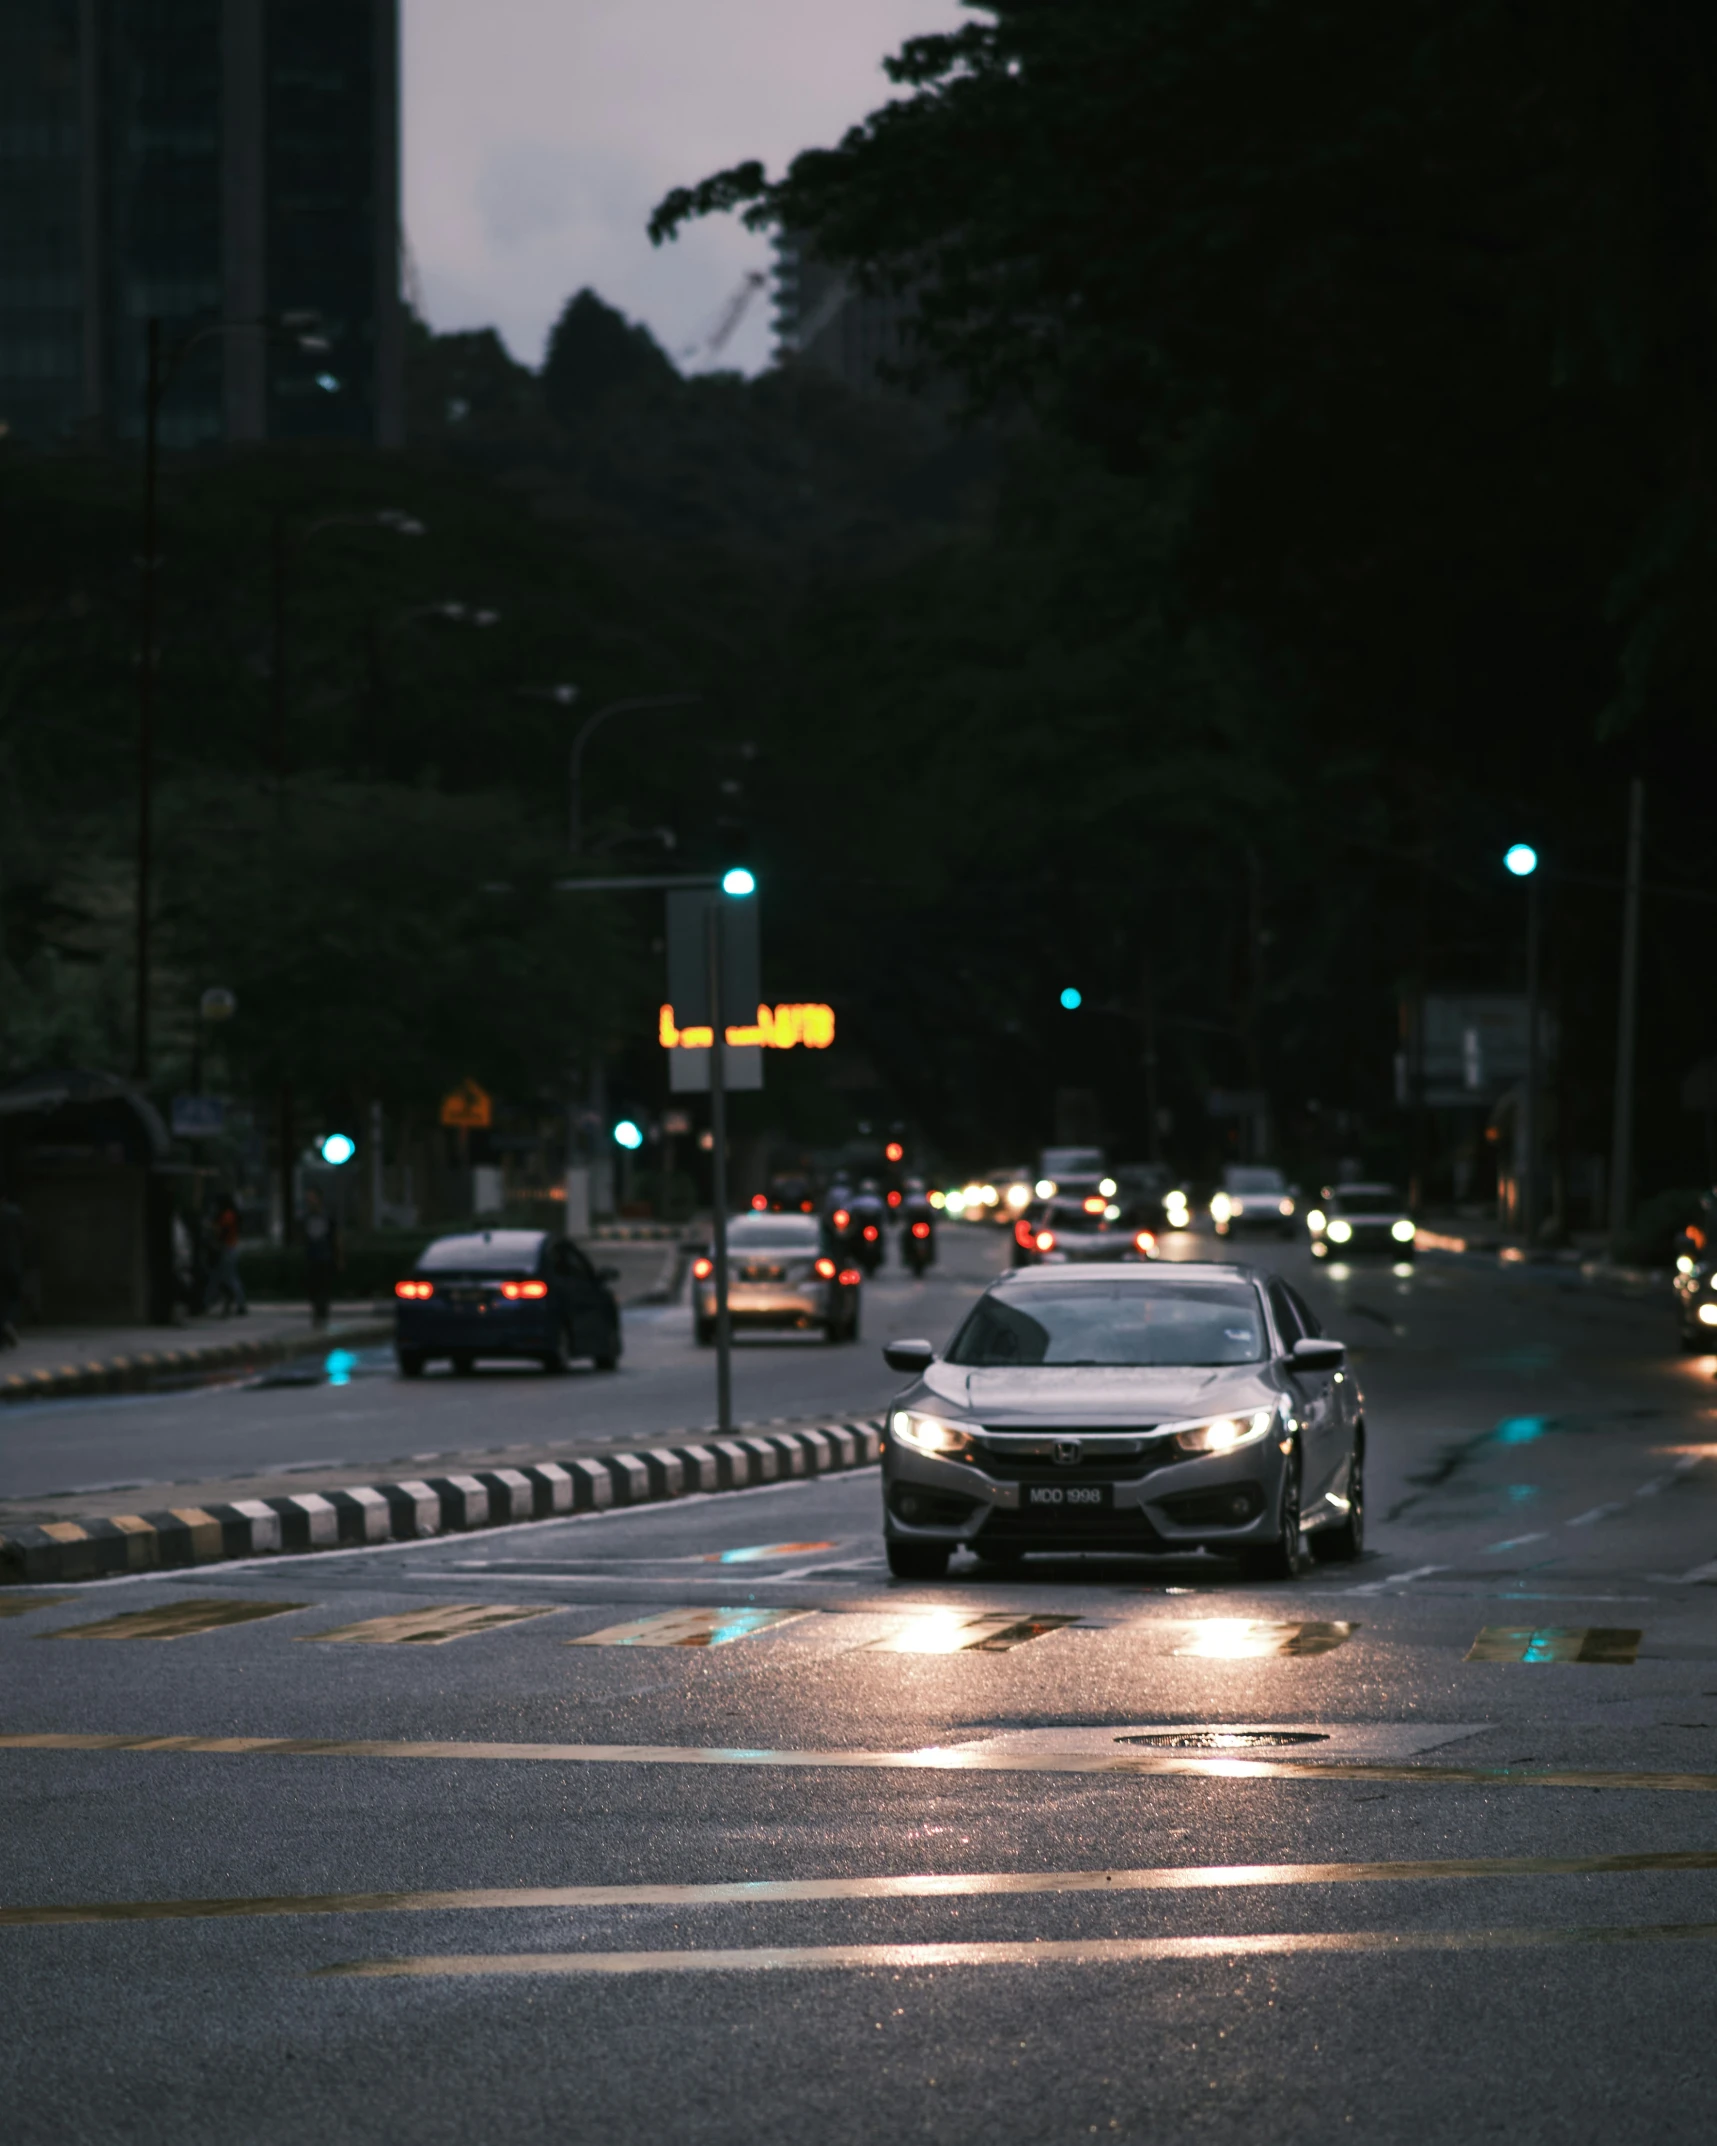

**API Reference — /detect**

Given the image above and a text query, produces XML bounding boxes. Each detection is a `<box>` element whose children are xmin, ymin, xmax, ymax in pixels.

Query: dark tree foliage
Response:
<box><xmin>650</xmin><ymin>0</ymin><xmax>1717</xmax><ymax>1203</ymax></box>
<box><xmin>540</xmin><ymin>288</ymin><xmax>680</xmax><ymax>426</ymax></box>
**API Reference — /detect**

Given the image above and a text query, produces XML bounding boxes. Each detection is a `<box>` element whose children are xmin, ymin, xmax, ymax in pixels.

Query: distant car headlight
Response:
<box><xmin>1306</xmin><ymin>1210</ymin><xmax>1327</xmax><ymax>1233</ymax></box>
<box><xmin>1104</xmin><ymin>1203</ymin><xmax>1121</xmax><ymax>1220</ymax></box>
<box><xmin>1391</xmin><ymin>1218</ymin><xmax>1417</xmax><ymax>1243</ymax></box>
<box><xmin>1036</xmin><ymin>1179</ymin><xmax>1057</xmax><ymax>1198</ymax></box>
<box><xmin>1210</xmin><ymin>1193</ymin><xmax>1233</xmax><ymax>1223</ymax></box>
<box><xmin>1327</xmin><ymin>1218</ymin><xmax>1353</xmax><ymax>1244</ymax></box>
<box><xmin>890</xmin><ymin>1410</ymin><xmax>974</xmax><ymax>1457</ymax></box>
<box><xmin>1698</xmin><ymin>1303</ymin><xmax>1717</xmax><ymax>1328</ymax></box>
<box><xmin>1006</xmin><ymin>1183</ymin><xmax>1032</xmax><ymax>1209</ymax></box>
<box><xmin>1278</xmin><ymin>1197</ymin><xmax>1295</xmax><ymax>1216</ymax></box>
<box><xmin>1173</xmin><ymin>1409</ymin><xmax>1278</xmax><ymax>1455</ymax></box>
<box><xmin>1677</xmin><ymin>1254</ymin><xmax>1695</xmax><ymax>1275</ymax></box>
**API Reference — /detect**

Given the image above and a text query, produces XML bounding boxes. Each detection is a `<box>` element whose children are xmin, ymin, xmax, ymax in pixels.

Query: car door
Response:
<box><xmin>1285</xmin><ymin>1281</ymin><xmax>1356</xmax><ymax>1496</ymax></box>
<box><xmin>554</xmin><ymin>1240</ymin><xmax>613</xmax><ymax>1358</ymax></box>
<box><xmin>1269</xmin><ymin>1279</ymin><xmax>1343</xmax><ymax>1502</ymax></box>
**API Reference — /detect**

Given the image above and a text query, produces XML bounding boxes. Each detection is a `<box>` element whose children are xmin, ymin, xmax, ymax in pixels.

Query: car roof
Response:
<box><xmin>994</xmin><ymin>1260</ymin><xmax>1267</xmax><ymax>1285</ymax></box>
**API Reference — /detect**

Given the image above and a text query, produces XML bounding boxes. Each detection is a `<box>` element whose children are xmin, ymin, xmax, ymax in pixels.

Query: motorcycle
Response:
<box><xmin>901</xmin><ymin>1206</ymin><xmax>936</xmax><ymax>1277</ymax></box>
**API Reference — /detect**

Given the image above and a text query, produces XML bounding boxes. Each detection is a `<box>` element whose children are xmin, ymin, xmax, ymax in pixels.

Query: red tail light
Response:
<box><xmin>1035</xmin><ymin>1230</ymin><xmax>1056</xmax><ymax>1252</ymax></box>
<box><xmin>394</xmin><ymin>1279</ymin><xmax>433</xmax><ymax>1300</ymax></box>
<box><xmin>862</xmin><ymin>1224</ymin><xmax>879</xmax><ymax>1242</ymax></box>
<box><xmin>815</xmin><ymin>1257</ymin><xmax>837</xmax><ymax>1278</ymax></box>
<box><xmin>837</xmin><ymin>1267</ymin><xmax>862</xmax><ymax>1286</ymax></box>
<box><xmin>692</xmin><ymin>1256</ymin><xmax>713</xmax><ymax>1280</ymax></box>
<box><xmin>911</xmin><ymin>1220</ymin><xmax>930</xmax><ymax>1239</ymax></box>
<box><xmin>750</xmin><ymin>1193</ymin><xmax>768</xmax><ymax>1211</ymax></box>
<box><xmin>800</xmin><ymin>1200</ymin><xmax>814</xmax><ymax>1213</ymax></box>
<box><xmin>500</xmin><ymin>1279</ymin><xmax>549</xmax><ymax>1300</ymax></box>
<box><xmin>1013</xmin><ymin>1219</ymin><xmax>1035</xmax><ymax>1249</ymax></box>
<box><xmin>1134</xmin><ymin>1229</ymin><xmax>1157</xmax><ymax>1255</ymax></box>
<box><xmin>886</xmin><ymin>1189</ymin><xmax>902</xmax><ymax>1208</ymax></box>
<box><xmin>832</xmin><ymin>1208</ymin><xmax>850</xmax><ymax>1230</ymax></box>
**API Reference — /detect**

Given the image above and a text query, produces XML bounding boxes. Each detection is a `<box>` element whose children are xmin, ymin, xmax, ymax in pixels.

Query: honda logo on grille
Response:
<box><xmin>1054</xmin><ymin>1439</ymin><xmax>1082</xmax><ymax>1467</ymax></box>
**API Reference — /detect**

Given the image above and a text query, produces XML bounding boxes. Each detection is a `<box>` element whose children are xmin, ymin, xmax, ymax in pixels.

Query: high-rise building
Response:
<box><xmin>774</xmin><ymin>233</ymin><xmax>916</xmax><ymax>395</ymax></box>
<box><xmin>0</xmin><ymin>0</ymin><xmax>401</xmax><ymax>450</ymax></box>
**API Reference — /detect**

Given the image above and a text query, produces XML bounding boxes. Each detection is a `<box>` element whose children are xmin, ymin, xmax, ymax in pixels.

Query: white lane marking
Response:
<box><xmin>1675</xmin><ymin>1558</ymin><xmax>1717</xmax><ymax>1584</ymax></box>
<box><xmin>1347</xmin><ymin>1565</ymin><xmax>1448</xmax><ymax>1595</ymax></box>
<box><xmin>1485</xmin><ymin>1534</ymin><xmax>1549</xmax><ymax>1552</ymax></box>
<box><xmin>1566</xmin><ymin>1504</ymin><xmax>1626</xmax><ymax>1528</ymax></box>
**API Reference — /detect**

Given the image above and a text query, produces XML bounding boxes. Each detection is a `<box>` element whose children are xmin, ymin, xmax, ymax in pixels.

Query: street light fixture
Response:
<box><xmin>1504</xmin><ymin>842</ymin><xmax>1542</xmax><ymax>1246</ymax></box>
<box><xmin>567</xmin><ymin>693</ymin><xmax>702</xmax><ymax>855</ymax></box>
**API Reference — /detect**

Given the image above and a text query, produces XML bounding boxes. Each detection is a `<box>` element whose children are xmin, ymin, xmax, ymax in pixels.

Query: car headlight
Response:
<box><xmin>1677</xmin><ymin>1254</ymin><xmax>1695</xmax><ymax>1275</ymax></box>
<box><xmin>1327</xmin><ymin>1218</ymin><xmax>1353</xmax><ymax>1243</ymax></box>
<box><xmin>1306</xmin><ymin>1209</ymin><xmax>1327</xmax><ymax>1233</ymax></box>
<box><xmin>1173</xmin><ymin>1409</ymin><xmax>1279</xmax><ymax>1456</ymax></box>
<box><xmin>1391</xmin><ymin>1218</ymin><xmax>1416</xmax><ymax>1243</ymax></box>
<box><xmin>1698</xmin><ymin>1304</ymin><xmax>1717</xmax><ymax>1328</ymax></box>
<box><xmin>890</xmin><ymin>1409</ymin><xmax>974</xmax><ymax>1457</ymax></box>
<box><xmin>1278</xmin><ymin>1197</ymin><xmax>1295</xmax><ymax>1216</ymax></box>
<box><xmin>1210</xmin><ymin>1193</ymin><xmax>1233</xmax><ymax>1222</ymax></box>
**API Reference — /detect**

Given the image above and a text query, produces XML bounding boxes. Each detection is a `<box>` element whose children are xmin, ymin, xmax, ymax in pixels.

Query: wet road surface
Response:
<box><xmin>5</xmin><ymin>1229</ymin><xmax>1717</xmax><ymax>2143</ymax></box>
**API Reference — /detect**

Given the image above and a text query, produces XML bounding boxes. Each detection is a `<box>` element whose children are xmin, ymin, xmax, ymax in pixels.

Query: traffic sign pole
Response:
<box><xmin>707</xmin><ymin>897</ymin><xmax>733</xmax><ymax>1434</ymax></box>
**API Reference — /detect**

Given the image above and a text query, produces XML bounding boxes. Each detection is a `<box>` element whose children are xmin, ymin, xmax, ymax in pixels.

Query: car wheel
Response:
<box><xmin>451</xmin><ymin>1351</ymin><xmax>476</xmax><ymax>1377</ymax></box>
<box><xmin>1241</xmin><ymin>1452</ymin><xmax>1305</xmax><ymax>1581</ymax></box>
<box><xmin>845</xmin><ymin>1305</ymin><xmax>862</xmax><ymax>1343</ymax></box>
<box><xmin>593</xmin><ymin>1333</ymin><xmax>620</xmax><ymax>1371</ymax></box>
<box><xmin>539</xmin><ymin>1325</ymin><xmax>571</xmax><ymax>1375</ymax></box>
<box><xmin>396</xmin><ymin>1349</ymin><xmax>425</xmax><ymax>1379</ymax></box>
<box><xmin>1311</xmin><ymin>1443</ymin><xmax>1364</xmax><ymax>1562</ymax></box>
<box><xmin>694</xmin><ymin>1317</ymin><xmax>715</xmax><ymax>1348</ymax></box>
<box><xmin>886</xmin><ymin>1538</ymin><xmax>950</xmax><ymax>1580</ymax></box>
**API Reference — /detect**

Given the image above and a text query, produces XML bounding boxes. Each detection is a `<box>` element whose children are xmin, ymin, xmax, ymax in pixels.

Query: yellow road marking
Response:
<box><xmin>320</xmin><ymin>1921</ymin><xmax>1717</xmax><ymax>1976</ymax></box>
<box><xmin>1468</xmin><ymin>1627</ymin><xmax>1642</xmax><ymax>1665</ymax></box>
<box><xmin>566</xmin><ymin>1607</ymin><xmax>810</xmax><ymax>1648</ymax></box>
<box><xmin>302</xmin><ymin>1605</ymin><xmax>556</xmax><ymax>1646</ymax></box>
<box><xmin>43</xmin><ymin>1600</ymin><xmax>306</xmax><ymax>1641</ymax></box>
<box><xmin>1174</xmin><ymin>1621</ymin><xmax>1354</xmax><ymax>1659</ymax></box>
<box><xmin>0</xmin><ymin>1596</ymin><xmax>75</xmax><ymax>1619</ymax></box>
<box><xmin>6</xmin><ymin>1730</ymin><xmax>1717</xmax><ymax>1792</ymax></box>
<box><xmin>9</xmin><ymin>1847</ymin><xmax>1717</xmax><ymax>1929</ymax></box>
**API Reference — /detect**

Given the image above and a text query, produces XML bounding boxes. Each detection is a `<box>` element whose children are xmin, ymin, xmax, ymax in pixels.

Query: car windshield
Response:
<box><xmin>1224</xmin><ymin>1168</ymin><xmax>1286</xmax><ymax>1195</ymax></box>
<box><xmin>418</xmin><ymin>1231</ymin><xmax>544</xmax><ymax>1273</ymax></box>
<box><xmin>727</xmin><ymin>1215</ymin><xmax>821</xmax><ymax>1250</ymax></box>
<box><xmin>1335</xmin><ymin>1186</ymin><xmax>1400</xmax><ymax>1215</ymax></box>
<box><xmin>948</xmin><ymin>1281</ymin><xmax>1268</xmax><ymax>1367</ymax></box>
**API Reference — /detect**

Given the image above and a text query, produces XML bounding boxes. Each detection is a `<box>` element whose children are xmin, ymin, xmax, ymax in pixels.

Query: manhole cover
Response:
<box><xmin>1116</xmin><ymin>1729</ymin><xmax>1331</xmax><ymax>1750</ymax></box>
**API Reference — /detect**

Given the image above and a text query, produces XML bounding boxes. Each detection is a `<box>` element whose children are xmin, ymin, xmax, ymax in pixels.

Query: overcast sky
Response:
<box><xmin>403</xmin><ymin>1</ymin><xmax>968</xmax><ymax>378</ymax></box>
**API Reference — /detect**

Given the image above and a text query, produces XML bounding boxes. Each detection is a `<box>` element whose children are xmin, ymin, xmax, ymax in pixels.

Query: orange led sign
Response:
<box><xmin>659</xmin><ymin>1003</ymin><xmax>835</xmax><ymax>1051</ymax></box>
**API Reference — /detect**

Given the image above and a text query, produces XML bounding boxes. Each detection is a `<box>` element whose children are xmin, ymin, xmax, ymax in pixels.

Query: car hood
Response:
<box><xmin>917</xmin><ymin>1360</ymin><xmax>1278</xmax><ymax>1425</ymax></box>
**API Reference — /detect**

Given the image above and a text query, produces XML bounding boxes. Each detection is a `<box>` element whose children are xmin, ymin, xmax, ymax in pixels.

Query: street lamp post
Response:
<box><xmin>1504</xmin><ymin>843</ymin><xmax>1541</xmax><ymax>1243</ymax></box>
<box><xmin>567</xmin><ymin>694</ymin><xmax>701</xmax><ymax>855</ymax></box>
<box><xmin>1608</xmin><ymin>781</ymin><xmax>1645</xmax><ymax>1251</ymax></box>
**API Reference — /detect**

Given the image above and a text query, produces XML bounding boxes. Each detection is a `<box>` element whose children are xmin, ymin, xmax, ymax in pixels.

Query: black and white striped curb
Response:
<box><xmin>0</xmin><ymin>1421</ymin><xmax>883</xmax><ymax>1586</ymax></box>
<box><xmin>0</xmin><ymin>1319</ymin><xmax>392</xmax><ymax>1408</ymax></box>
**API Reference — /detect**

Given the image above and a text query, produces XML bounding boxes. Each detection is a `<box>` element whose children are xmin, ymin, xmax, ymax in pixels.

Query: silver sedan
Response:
<box><xmin>879</xmin><ymin>1263</ymin><xmax>1361</xmax><ymax>1581</ymax></box>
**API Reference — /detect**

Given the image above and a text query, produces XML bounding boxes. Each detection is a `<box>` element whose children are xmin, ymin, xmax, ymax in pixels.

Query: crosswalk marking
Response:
<box><xmin>303</xmin><ymin>1605</ymin><xmax>557</xmax><ymax>1646</ymax></box>
<box><xmin>566</xmin><ymin>1607</ymin><xmax>811</xmax><ymax>1648</ymax></box>
<box><xmin>319</xmin><ymin>1921</ymin><xmax>1717</xmax><ymax>1978</ymax></box>
<box><xmin>44</xmin><ymin>1599</ymin><xmax>306</xmax><ymax>1642</ymax></box>
<box><xmin>5</xmin><ymin>1729</ymin><xmax>1717</xmax><ymax>1790</ymax></box>
<box><xmin>11</xmin><ymin>1846</ymin><xmax>1717</xmax><ymax>1928</ymax></box>
<box><xmin>1173</xmin><ymin>1621</ymin><xmax>1355</xmax><ymax>1659</ymax></box>
<box><xmin>0</xmin><ymin>1595</ymin><xmax>74</xmax><ymax>1619</ymax></box>
<box><xmin>863</xmin><ymin>1611</ymin><xmax>1078</xmax><ymax>1654</ymax></box>
<box><xmin>1467</xmin><ymin>1626</ymin><xmax>1642</xmax><ymax>1665</ymax></box>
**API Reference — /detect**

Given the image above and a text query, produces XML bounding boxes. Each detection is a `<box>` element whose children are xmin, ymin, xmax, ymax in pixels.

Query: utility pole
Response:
<box><xmin>1608</xmin><ymin>779</ymin><xmax>1645</xmax><ymax>1249</ymax></box>
<box><xmin>133</xmin><ymin>318</ymin><xmax>162</xmax><ymax>1083</ymax></box>
<box><xmin>1521</xmin><ymin>878</ymin><xmax>1542</xmax><ymax>1244</ymax></box>
<box><xmin>707</xmin><ymin>898</ymin><xmax>733</xmax><ymax>1434</ymax></box>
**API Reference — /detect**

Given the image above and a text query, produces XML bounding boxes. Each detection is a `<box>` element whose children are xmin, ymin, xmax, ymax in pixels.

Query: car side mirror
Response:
<box><xmin>598</xmin><ymin>1265</ymin><xmax>620</xmax><ymax>1283</ymax></box>
<box><xmin>883</xmin><ymin>1337</ymin><xmax>936</xmax><ymax>1374</ymax></box>
<box><xmin>1289</xmin><ymin>1336</ymin><xmax>1345</xmax><ymax>1371</ymax></box>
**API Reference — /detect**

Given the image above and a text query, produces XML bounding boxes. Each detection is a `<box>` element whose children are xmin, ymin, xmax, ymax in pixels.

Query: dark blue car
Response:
<box><xmin>394</xmin><ymin>1228</ymin><xmax>622</xmax><ymax>1377</ymax></box>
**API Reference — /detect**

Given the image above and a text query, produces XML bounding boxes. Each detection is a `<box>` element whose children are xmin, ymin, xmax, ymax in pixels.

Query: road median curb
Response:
<box><xmin>0</xmin><ymin>1319</ymin><xmax>393</xmax><ymax>1408</ymax></box>
<box><xmin>0</xmin><ymin>1420</ymin><xmax>884</xmax><ymax>1585</ymax></box>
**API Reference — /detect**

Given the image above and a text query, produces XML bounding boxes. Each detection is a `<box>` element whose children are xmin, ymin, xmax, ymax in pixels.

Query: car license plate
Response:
<box><xmin>1024</xmin><ymin>1482</ymin><xmax>1112</xmax><ymax>1510</ymax></box>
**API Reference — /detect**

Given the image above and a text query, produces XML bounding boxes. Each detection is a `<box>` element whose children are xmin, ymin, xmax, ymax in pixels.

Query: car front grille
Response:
<box><xmin>972</xmin><ymin>1430</ymin><xmax>1174</xmax><ymax>1482</ymax></box>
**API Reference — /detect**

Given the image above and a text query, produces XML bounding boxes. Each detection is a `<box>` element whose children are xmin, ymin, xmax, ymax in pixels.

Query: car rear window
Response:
<box><xmin>1224</xmin><ymin>1169</ymin><xmax>1286</xmax><ymax>1194</ymax></box>
<box><xmin>418</xmin><ymin>1232</ymin><xmax>544</xmax><ymax>1273</ymax></box>
<box><xmin>727</xmin><ymin>1215</ymin><xmax>821</xmax><ymax>1250</ymax></box>
<box><xmin>948</xmin><ymin>1281</ymin><xmax>1268</xmax><ymax>1367</ymax></box>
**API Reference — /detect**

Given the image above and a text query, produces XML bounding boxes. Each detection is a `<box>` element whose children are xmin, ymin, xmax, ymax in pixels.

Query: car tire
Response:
<box><xmin>694</xmin><ymin>1317</ymin><xmax>715</xmax><ymax>1348</ymax></box>
<box><xmin>451</xmin><ymin>1351</ymin><xmax>476</xmax><ymax>1377</ymax></box>
<box><xmin>1310</xmin><ymin>1443</ymin><xmax>1364</xmax><ymax>1562</ymax></box>
<box><xmin>593</xmin><ymin>1333</ymin><xmax>620</xmax><ymax>1371</ymax></box>
<box><xmin>396</xmin><ymin>1349</ymin><xmax>425</xmax><ymax>1379</ymax></box>
<box><xmin>539</xmin><ymin>1325</ymin><xmax>571</xmax><ymax>1375</ymax></box>
<box><xmin>886</xmin><ymin>1538</ymin><xmax>951</xmax><ymax>1580</ymax></box>
<box><xmin>1240</xmin><ymin>1453</ymin><xmax>1305</xmax><ymax>1581</ymax></box>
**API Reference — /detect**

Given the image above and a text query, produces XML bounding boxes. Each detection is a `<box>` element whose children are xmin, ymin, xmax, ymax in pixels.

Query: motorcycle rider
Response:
<box><xmin>899</xmin><ymin>1175</ymin><xmax>937</xmax><ymax>1276</ymax></box>
<box><xmin>847</xmin><ymin>1177</ymin><xmax>887</xmax><ymax>1275</ymax></box>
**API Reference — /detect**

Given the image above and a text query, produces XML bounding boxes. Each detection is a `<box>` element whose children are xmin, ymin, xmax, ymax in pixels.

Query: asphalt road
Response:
<box><xmin>5</xmin><ymin>1224</ymin><xmax>1717</xmax><ymax>2144</ymax></box>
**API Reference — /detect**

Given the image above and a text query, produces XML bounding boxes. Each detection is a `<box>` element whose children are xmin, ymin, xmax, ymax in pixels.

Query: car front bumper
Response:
<box><xmin>697</xmin><ymin>1282</ymin><xmax>851</xmax><ymax>1330</ymax></box>
<box><xmin>395</xmin><ymin>1306</ymin><xmax>560</xmax><ymax>1357</ymax></box>
<box><xmin>881</xmin><ymin>1434</ymin><xmax>1289</xmax><ymax>1554</ymax></box>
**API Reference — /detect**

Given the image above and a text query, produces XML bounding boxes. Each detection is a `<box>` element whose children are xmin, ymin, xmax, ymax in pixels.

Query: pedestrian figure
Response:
<box><xmin>302</xmin><ymin>1186</ymin><xmax>340</xmax><ymax>1329</ymax></box>
<box><xmin>0</xmin><ymin>1197</ymin><xmax>24</xmax><ymax>1347</ymax></box>
<box><xmin>204</xmin><ymin>1193</ymin><xmax>247</xmax><ymax>1317</ymax></box>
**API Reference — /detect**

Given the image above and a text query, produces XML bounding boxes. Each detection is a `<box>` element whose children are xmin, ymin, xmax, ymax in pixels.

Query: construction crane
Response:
<box><xmin>679</xmin><ymin>270</ymin><xmax>767</xmax><ymax>367</ymax></box>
